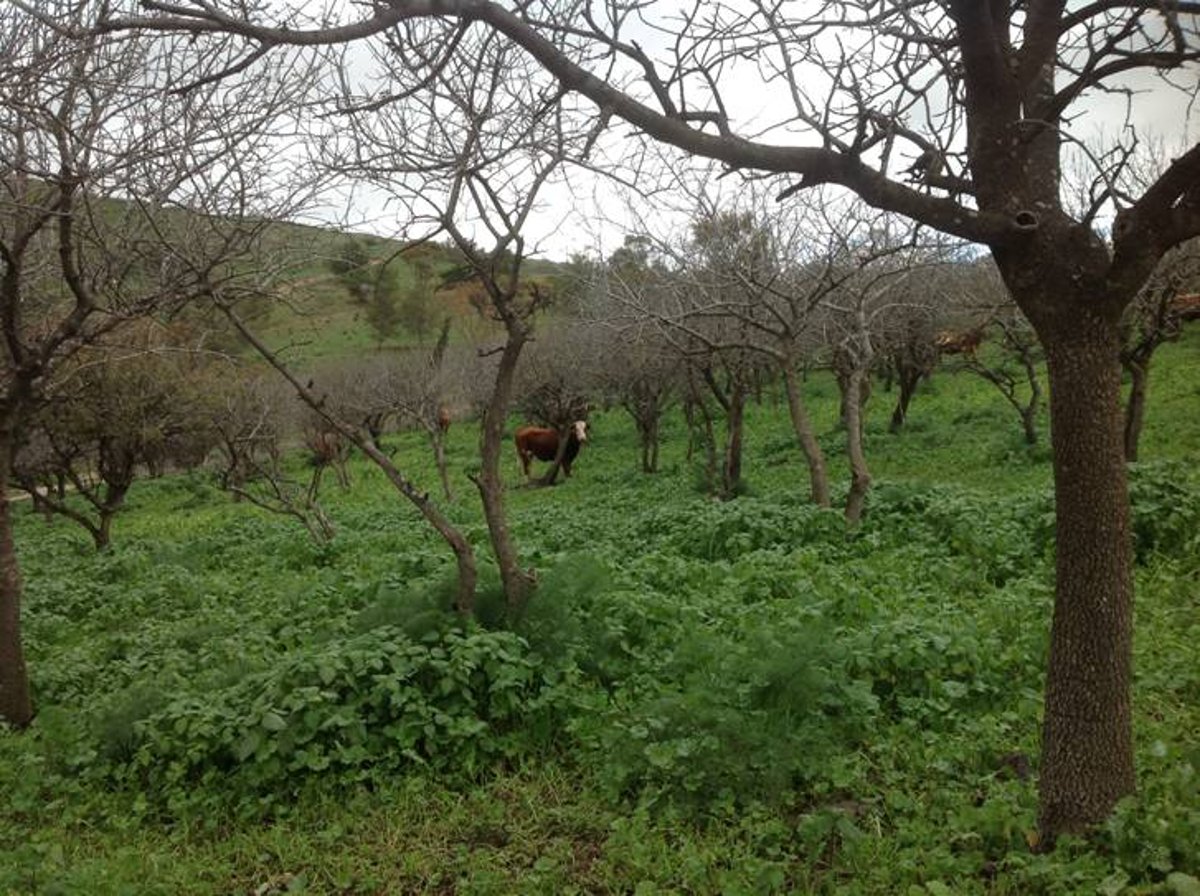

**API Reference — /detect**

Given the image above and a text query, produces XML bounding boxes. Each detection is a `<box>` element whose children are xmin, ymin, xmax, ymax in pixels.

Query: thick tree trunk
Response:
<box><xmin>91</xmin><ymin>482</ymin><xmax>130</xmax><ymax>551</ymax></box>
<box><xmin>476</xmin><ymin>334</ymin><xmax>535</xmax><ymax>615</ymax></box>
<box><xmin>842</xmin><ymin>368</ymin><xmax>872</xmax><ymax>525</ymax></box>
<box><xmin>0</xmin><ymin>443</ymin><xmax>33</xmax><ymax>728</ymax></box>
<box><xmin>783</xmin><ymin>362</ymin><xmax>831</xmax><ymax>507</ymax></box>
<box><xmin>1037</xmin><ymin>315</ymin><xmax>1134</xmax><ymax>843</ymax></box>
<box><xmin>1122</xmin><ymin>361</ymin><xmax>1148</xmax><ymax>463</ymax></box>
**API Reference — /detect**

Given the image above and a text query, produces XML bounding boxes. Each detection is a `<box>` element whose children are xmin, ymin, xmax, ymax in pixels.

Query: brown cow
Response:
<box><xmin>307</xmin><ymin>429</ymin><xmax>350</xmax><ymax>489</ymax></box>
<box><xmin>935</xmin><ymin>328</ymin><xmax>985</xmax><ymax>356</ymax></box>
<box><xmin>1169</xmin><ymin>293</ymin><xmax>1200</xmax><ymax>322</ymax></box>
<box><xmin>515</xmin><ymin>420</ymin><xmax>588</xmax><ymax>479</ymax></box>
<box><xmin>437</xmin><ymin>405</ymin><xmax>452</xmax><ymax>433</ymax></box>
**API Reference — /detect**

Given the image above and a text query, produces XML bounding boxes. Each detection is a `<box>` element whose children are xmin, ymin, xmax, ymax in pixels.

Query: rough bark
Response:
<box><xmin>685</xmin><ymin>372</ymin><xmax>719</xmax><ymax>489</ymax></box>
<box><xmin>783</xmin><ymin>362</ymin><xmax>831</xmax><ymax>507</ymax></box>
<box><xmin>1037</xmin><ymin>314</ymin><xmax>1135</xmax><ymax>842</ymax></box>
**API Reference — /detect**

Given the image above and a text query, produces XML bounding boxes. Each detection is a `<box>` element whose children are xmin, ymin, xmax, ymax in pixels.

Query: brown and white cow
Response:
<box><xmin>514</xmin><ymin>420</ymin><xmax>588</xmax><ymax>479</ymax></box>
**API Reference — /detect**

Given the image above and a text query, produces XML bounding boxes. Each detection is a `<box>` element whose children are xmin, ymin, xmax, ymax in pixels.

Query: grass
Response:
<box><xmin>2</xmin><ymin>329</ymin><xmax>1199</xmax><ymax>895</ymax></box>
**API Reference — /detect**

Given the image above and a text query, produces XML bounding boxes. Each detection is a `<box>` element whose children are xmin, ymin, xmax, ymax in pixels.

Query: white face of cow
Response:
<box><xmin>572</xmin><ymin>420</ymin><xmax>589</xmax><ymax>442</ymax></box>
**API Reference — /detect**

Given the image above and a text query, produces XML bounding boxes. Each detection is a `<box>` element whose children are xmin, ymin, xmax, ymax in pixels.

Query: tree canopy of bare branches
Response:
<box><xmin>0</xmin><ymin>2</ymin><xmax>318</xmax><ymax>729</ymax></box>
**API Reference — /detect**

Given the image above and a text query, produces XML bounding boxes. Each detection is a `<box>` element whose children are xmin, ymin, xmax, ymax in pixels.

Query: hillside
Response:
<box><xmin>241</xmin><ymin>223</ymin><xmax>574</xmax><ymax>364</ymax></box>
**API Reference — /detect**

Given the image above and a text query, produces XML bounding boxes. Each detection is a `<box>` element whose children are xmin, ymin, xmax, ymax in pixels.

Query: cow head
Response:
<box><xmin>572</xmin><ymin>420</ymin><xmax>589</xmax><ymax>443</ymax></box>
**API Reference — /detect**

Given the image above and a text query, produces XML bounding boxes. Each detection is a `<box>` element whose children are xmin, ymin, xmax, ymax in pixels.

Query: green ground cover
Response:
<box><xmin>2</xmin><ymin>335</ymin><xmax>1198</xmax><ymax>895</ymax></box>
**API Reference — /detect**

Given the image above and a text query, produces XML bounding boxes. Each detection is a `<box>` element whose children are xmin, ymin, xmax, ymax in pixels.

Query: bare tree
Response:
<box><xmin>12</xmin><ymin>327</ymin><xmax>218</xmax><ymax>550</ymax></box>
<box><xmin>0</xmin><ymin>5</ymin><xmax>315</xmax><ymax>727</ymax></box>
<box><xmin>104</xmin><ymin>0</ymin><xmax>1200</xmax><ymax>840</ymax></box>
<box><xmin>962</xmin><ymin>316</ymin><xmax>1046</xmax><ymax>447</ymax></box>
<box><xmin>820</xmin><ymin>229</ymin><xmax>940</xmax><ymax>523</ymax></box>
<box><xmin>210</xmin><ymin>373</ymin><xmax>337</xmax><ymax>544</ymax></box>
<box><xmin>583</xmin><ymin>237</ymin><xmax>680</xmax><ymax>474</ymax></box>
<box><xmin>878</xmin><ymin>307</ymin><xmax>938</xmax><ymax>435</ymax></box>
<box><xmin>593</xmin><ymin>329</ymin><xmax>678</xmax><ymax>474</ymax></box>
<box><xmin>314</xmin><ymin>321</ymin><xmax>468</xmax><ymax>502</ymax></box>
<box><xmin>1120</xmin><ymin>241</ymin><xmax>1200</xmax><ymax>461</ymax></box>
<box><xmin>313</xmin><ymin>25</ymin><xmax>605</xmax><ymax>612</ymax></box>
<box><xmin>938</xmin><ymin>261</ymin><xmax>1046</xmax><ymax>446</ymax></box>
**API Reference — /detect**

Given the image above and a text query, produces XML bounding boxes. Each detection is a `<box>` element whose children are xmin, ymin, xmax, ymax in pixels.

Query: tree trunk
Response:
<box><xmin>838</xmin><ymin>369</ymin><xmax>872</xmax><ymax>440</ymax></box>
<box><xmin>431</xmin><ymin>430</ymin><xmax>453</xmax><ymax>502</ymax></box>
<box><xmin>683</xmin><ymin>394</ymin><xmax>697</xmax><ymax>462</ymax></box>
<box><xmin>476</xmin><ymin>334</ymin><xmax>535</xmax><ymax>615</ymax></box>
<box><xmin>94</xmin><ymin>513</ymin><xmax>114</xmax><ymax>552</ymax></box>
<box><xmin>783</xmin><ymin>362</ymin><xmax>831</xmax><ymax>507</ymax></box>
<box><xmin>1020</xmin><ymin>348</ymin><xmax>1043</xmax><ymax>446</ymax></box>
<box><xmin>686</xmin><ymin>374</ymin><xmax>718</xmax><ymax>492</ymax></box>
<box><xmin>889</xmin><ymin>366</ymin><xmax>922</xmax><ymax>434</ymax></box>
<box><xmin>0</xmin><ymin>442</ymin><xmax>33</xmax><ymax>728</ymax></box>
<box><xmin>92</xmin><ymin>482</ymin><xmax>131</xmax><ymax>552</ymax></box>
<box><xmin>360</xmin><ymin>439</ymin><xmax>477</xmax><ymax>615</ymax></box>
<box><xmin>722</xmin><ymin>381</ymin><xmax>745</xmax><ymax>499</ymax></box>
<box><xmin>842</xmin><ymin>368</ymin><xmax>872</xmax><ymax>525</ymax></box>
<box><xmin>647</xmin><ymin>415</ymin><xmax>659</xmax><ymax>473</ymax></box>
<box><xmin>1122</xmin><ymin>360</ymin><xmax>1148</xmax><ymax>463</ymax></box>
<box><xmin>637</xmin><ymin>418</ymin><xmax>654</xmax><ymax>473</ymax></box>
<box><xmin>1021</xmin><ymin>404</ymin><xmax>1039</xmax><ymax>447</ymax></box>
<box><xmin>1037</xmin><ymin>314</ymin><xmax>1134</xmax><ymax>843</ymax></box>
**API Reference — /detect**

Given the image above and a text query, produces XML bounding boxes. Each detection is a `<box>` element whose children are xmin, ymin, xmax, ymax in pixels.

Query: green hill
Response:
<box><xmin>239</xmin><ymin>223</ymin><xmax>573</xmax><ymax>364</ymax></box>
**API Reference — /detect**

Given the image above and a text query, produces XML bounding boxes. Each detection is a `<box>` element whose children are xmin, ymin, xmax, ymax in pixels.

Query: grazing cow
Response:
<box><xmin>515</xmin><ymin>420</ymin><xmax>588</xmax><ymax>479</ymax></box>
<box><xmin>935</xmin><ymin>328</ymin><xmax>985</xmax><ymax>356</ymax></box>
<box><xmin>1169</xmin><ymin>293</ymin><xmax>1200</xmax><ymax>322</ymax></box>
